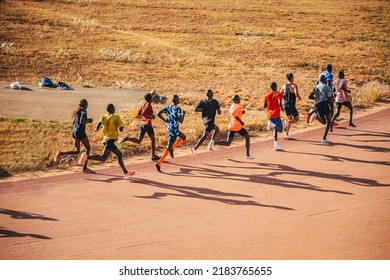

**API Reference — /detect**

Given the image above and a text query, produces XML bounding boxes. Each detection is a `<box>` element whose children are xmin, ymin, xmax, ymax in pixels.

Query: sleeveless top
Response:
<box><xmin>283</xmin><ymin>83</ymin><xmax>296</xmax><ymax>105</ymax></box>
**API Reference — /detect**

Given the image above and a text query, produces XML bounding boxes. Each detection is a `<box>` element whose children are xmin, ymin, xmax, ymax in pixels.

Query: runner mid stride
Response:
<box><xmin>191</xmin><ymin>89</ymin><xmax>221</xmax><ymax>158</ymax></box>
<box><xmin>155</xmin><ymin>94</ymin><xmax>186</xmax><ymax>172</ymax></box>
<box><xmin>213</xmin><ymin>94</ymin><xmax>255</xmax><ymax>159</ymax></box>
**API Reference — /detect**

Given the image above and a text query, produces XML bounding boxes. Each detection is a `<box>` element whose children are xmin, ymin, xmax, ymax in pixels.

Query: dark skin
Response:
<box><xmin>157</xmin><ymin>96</ymin><xmax>186</xmax><ymax>152</ymax></box>
<box><xmin>214</xmin><ymin>97</ymin><xmax>251</xmax><ymax>157</ymax></box>
<box><xmin>193</xmin><ymin>91</ymin><xmax>221</xmax><ymax>150</ymax></box>
<box><xmin>59</xmin><ymin>102</ymin><xmax>93</xmax><ymax>170</ymax></box>
<box><xmin>264</xmin><ymin>83</ymin><xmax>283</xmax><ymax>135</ymax></box>
<box><xmin>331</xmin><ymin>72</ymin><xmax>355</xmax><ymax>127</ymax></box>
<box><xmin>125</xmin><ymin>95</ymin><xmax>157</xmax><ymax>157</ymax></box>
<box><xmin>87</xmin><ymin>104</ymin><xmax>128</xmax><ymax>173</ymax></box>
<box><xmin>309</xmin><ymin>76</ymin><xmax>332</xmax><ymax>140</ymax></box>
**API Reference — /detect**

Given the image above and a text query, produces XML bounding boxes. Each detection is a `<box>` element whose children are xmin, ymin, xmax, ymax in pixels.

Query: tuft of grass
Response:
<box><xmin>353</xmin><ymin>81</ymin><xmax>389</xmax><ymax>108</ymax></box>
<box><xmin>11</xmin><ymin>117</ymin><xmax>28</xmax><ymax>123</ymax></box>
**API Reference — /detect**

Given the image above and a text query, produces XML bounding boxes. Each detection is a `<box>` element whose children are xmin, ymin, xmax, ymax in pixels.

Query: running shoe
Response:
<box><xmin>274</xmin><ymin>143</ymin><xmax>281</xmax><ymax>151</ymax></box>
<box><xmin>54</xmin><ymin>151</ymin><xmax>62</xmax><ymax>163</ymax></box>
<box><xmin>155</xmin><ymin>163</ymin><xmax>162</xmax><ymax>173</ymax></box>
<box><xmin>207</xmin><ymin>139</ymin><xmax>215</xmax><ymax>151</ymax></box>
<box><xmin>124</xmin><ymin>170</ymin><xmax>135</xmax><ymax>179</ymax></box>
<box><xmin>151</xmin><ymin>155</ymin><xmax>161</xmax><ymax>161</ymax></box>
<box><xmin>78</xmin><ymin>151</ymin><xmax>87</xmax><ymax>165</ymax></box>
<box><xmin>191</xmin><ymin>147</ymin><xmax>196</xmax><ymax>159</ymax></box>
<box><xmin>306</xmin><ymin>108</ymin><xmax>315</xmax><ymax>124</ymax></box>
<box><xmin>119</xmin><ymin>134</ymin><xmax>129</xmax><ymax>144</ymax></box>
<box><xmin>82</xmin><ymin>168</ymin><xmax>95</xmax><ymax>173</ymax></box>
<box><xmin>322</xmin><ymin>138</ymin><xmax>331</xmax><ymax>145</ymax></box>
<box><xmin>309</xmin><ymin>113</ymin><xmax>317</xmax><ymax>123</ymax></box>
<box><xmin>245</xmin><ymin>155</ymin><xmax>256</xmax><ymax>159</ymax></box>
<box><xmin>284</xmin><ymin>135</ymin><xmax>293</xmax><ymax>140</ymax></box>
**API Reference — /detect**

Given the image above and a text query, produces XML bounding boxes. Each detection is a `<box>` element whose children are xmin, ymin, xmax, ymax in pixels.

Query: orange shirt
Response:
<box><xmin>264</xmin><ymin>91</ymin><xmax>283</xmax><ymax>118</ymax></box>
<box><xmin>228</xmin><ymin>102</ymin><xmax>243</xmax><ymax>131</ymax></box>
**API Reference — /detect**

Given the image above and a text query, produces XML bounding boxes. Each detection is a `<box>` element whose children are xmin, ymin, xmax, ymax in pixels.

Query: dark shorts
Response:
<box><xmin>336</xmin><ymin>101</ymin><xmax>353</xmax><ymax>110</ymax></box>
<box><xmin>138</xmin><ymin>124</ymin><xmax>154</xmax><ymax>138</ymax></box>
<box><xmin>204</xmin><ymin>121</ymin><xmax>216</xmax><ymax>133</ymax></box>
<box><xmin>72</xmin><ymin>129</ymin><xmax>87</xmax><ymax>141</ymax></box>
<box><xmin>284</xmin><ymin>104</ymin><xmax>299</xmax><ymax>118</ymax></box>
<box><xmin>104</xmin><ymin>139</ymin><xmax>118</xmax><ymax>152</ymax></box>
<box><xmin>269</xmin><ymin>117</ymin><xmax>283</xmax><ymax>129</ymax></box>
<box><xmin>228</xmin><ymin>128</ymin><xmax>248</xmax><ymax>139</ymax></box>
<box><xmin>316</xmin><ymin>101</ymin><xmax>331</xmax><ymax>116</ymax></box>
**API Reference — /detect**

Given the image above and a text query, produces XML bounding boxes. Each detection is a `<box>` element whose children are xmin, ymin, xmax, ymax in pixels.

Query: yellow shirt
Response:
<box><xmin>99</xmin><ymin>113</ymin><xmax>124</xmax><ymax>143</ymax></box>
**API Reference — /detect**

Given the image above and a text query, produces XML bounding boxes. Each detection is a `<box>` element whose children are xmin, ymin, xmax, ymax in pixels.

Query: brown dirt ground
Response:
<box><xmin>0</xmin><ymin>105</ymin><xmax>389</xmax><ymax>260</ymax></box>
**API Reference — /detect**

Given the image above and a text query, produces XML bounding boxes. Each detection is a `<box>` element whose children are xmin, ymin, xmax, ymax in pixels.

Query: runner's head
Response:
<box><xmin>232</xmin><ymin>94</ymin><xmax>240</xmax><ymax>104</ymax></box>
<box><xmin>270</xmin><ymin>82</ymin><xmax>277</xmax><ymax>91</ymax></box>
<box><xmin>107</xmin><ymin>103</ymin><xmax>115</xmax><ymax>114</ymax></box>
<box><xmin>320</xmin><ymin>75</ymin><xmax>327</xmax><ymax>84</ymax></box>
<box><xmin>206</xmin><ymin>89</ymin><xmax>214</xmax><ymax>99</ymax></box>
<box><xmin>326</xmin><ymin>64</ymin><xmax>332</xmax><ymax>73</ymax></box>
<box><xmin>78</xmin><ymin>98</ymin><xmax>88</xmax><ymax>109</ymax></box>
<box><xmin>144</xmin><ymin>92</ymin><xmax>153</xmax><ymax>103</ymax></box>
<box><xmin>286</xmin><ymin>73</ymin><xmax>294</xmax><ymax>82</ymax></box>
<box><xmin>338</xmin><ymin>71</ymin><xmax>345</xmax><ymax>79</ymax></box>
<box><xmin>172</xmin><ymin>94</ymin><xmax>180</xmax><ymax>105</ymax></box>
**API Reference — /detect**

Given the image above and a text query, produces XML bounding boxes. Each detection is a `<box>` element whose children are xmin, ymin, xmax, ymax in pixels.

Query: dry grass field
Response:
<box><xmin>0</xmin><ymin>0</ymin><xmax>389</xmax><ymax>176</ymax></box>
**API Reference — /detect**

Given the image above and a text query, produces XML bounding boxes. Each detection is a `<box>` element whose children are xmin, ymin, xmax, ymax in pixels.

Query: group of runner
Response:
<box><xmin>54</xmin><ymin>64</ymin><xmax>355</xmax><ymax>178</ymax></box>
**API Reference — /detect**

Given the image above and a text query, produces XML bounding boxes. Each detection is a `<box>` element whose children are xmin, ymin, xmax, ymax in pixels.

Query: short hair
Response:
<box><xmin>326</xmin><ymin>64</ymin><xmax>332</xmax><ymax>72</ymax></box>
<box><xmin>106</xmin><ymin>103</ymin><xmax>115</xmax><ymax>113</ymax></box>
<box><xmin>320</xmin><ymin>74</ymin><xmax>327</xmax><ymax>82</ymax></box>
<box><xmin>338</xmin><ymin>71</ymin><xmax>344</xmax><ymax>78</ymax></box>
<box><xmin>286</xmin><ymin>73</ymin><xmax>294</xmax><ymax>81</ymax></box>
<box><xmin>172</xmin><ymin>94</ymin><xmax>179</xmax><ymax>101</ymax></box>
<box><xmin>270</xmin><ymin>82</ymin><xmax>277</xmax><ymax>91</ymax></box>
<box><xmin>78</xmin><ymin>99</ymin><xmax>88</xmax><ymax>107</ymax></box>
<box><xmin>206</xmin><ymin>89</ymin><xmax>213</xmax><ymax>96</ymax></box>
<box><xmin>232</xmin><ymin>94</ymin><xmax>240</xmax><ymax>101</ymax></box>
<box><xmin>144</xmin><ymin>92</ymin><xmax>152</xmax><ymax>101</ymax></box>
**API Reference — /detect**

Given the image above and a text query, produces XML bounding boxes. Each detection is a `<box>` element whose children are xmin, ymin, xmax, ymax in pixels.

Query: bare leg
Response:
<box><xmin>194</xmin><ymin>130</ymin><xmax>210</xmax><ymax>150</ymax></box>
<box><xmin>111</xmin><ymin>148</ymin><xmax>128</xmax><ymax>174</ymax></box>
<box><xmin>80</xmin><ymin>137</ymin><xmax>91</xmax><ymax>170</ymax></box>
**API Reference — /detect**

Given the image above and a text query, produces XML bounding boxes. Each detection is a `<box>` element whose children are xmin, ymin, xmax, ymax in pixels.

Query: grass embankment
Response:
<box><xmin>0</xmin><ymin>82</ymin><xmax>388</xmax><ymax>177</ymax></box>
<box><xmin>0</xmin><ymin>0</ymin><xmax>389</xmax><ymax>176</ymax></box>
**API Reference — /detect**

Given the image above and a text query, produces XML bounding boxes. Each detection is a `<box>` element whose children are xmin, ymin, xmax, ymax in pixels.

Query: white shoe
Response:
<box><xmin>267</xmin><ymin>120</ymin><xmax>276</xmax><ymax>131</ymax></box>
<box><xmin>245</xmin><ymin>155</ymin><xmax>255</xmax><ymax>159</ymax></box>
<box><xmin>309</xmin><ymin>113</ymin><xmax>317</xmax><ymax>123</ymax></box>
<box><xmin>274</xmin><ymin>143</ymin><xmax>281</xmax><ymax>151</ymax></box>
<box><xmin>322</xmin><ymin>139</ymin><xmax>331</xmax><ymax>145</ymax></box>
<box><xmin>191</xmin><ymin>147</ymin><xmax>196</xmax><ymax>159</ymax></box>
<box><xmin>207</xmin><ymin>139</ymin><xmax>215</xmax><ymax>151</ymax></box>
<box><xmin>78</xmin><ymin>151</ymin><xmax>87</xmax><ymax>165</ymax></box>
<box><xmin>284</xmin><ymin>135</ymin><xmax>292</xmax><ymax>140</ymax></box>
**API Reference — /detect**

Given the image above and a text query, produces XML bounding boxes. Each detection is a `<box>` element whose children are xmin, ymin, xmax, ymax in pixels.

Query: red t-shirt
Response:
<box><xmin>138</xmin><ymin>101</ymin><xmax>154</xmax><ymax>126</ymax></box>
<box><xmin>264</xmin><ymin>91</ymin><xmax>282</xmax><ymax>118</ymax></box>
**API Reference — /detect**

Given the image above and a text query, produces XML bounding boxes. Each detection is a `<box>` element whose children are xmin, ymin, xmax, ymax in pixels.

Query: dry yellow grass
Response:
<box><xmin>0</xmin><ymin>0</ymin><xmax>389</xmax><ymax>176</ymax></box>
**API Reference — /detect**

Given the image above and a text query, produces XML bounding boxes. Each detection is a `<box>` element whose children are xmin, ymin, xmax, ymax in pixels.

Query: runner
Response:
<box><xmin>264</xmin><ymin>82</ymin><xmax>284</xmax><ymax>151</ymax></box>
<box><xmin>308</xmin><ymin>75</ymin><xmax>333</xmax><ymax>144</ymax></box>
<box><xmin>280</xmin><ymin>73</ymin><xmax>301</xmax><ymax>140</ymax></box>
<box><xmin>191</xmin><ymin>89</ymin><xmax>221</xmax><ymax>158</ymax></box>
<box><xmin>119</xmin><ymin>92</ymin><xmax>160</xmax><ymax>161</ymax></box>
<box><xmin>155</xmin><ymin>95</ymin><xmax>186</xmax><ymax>172</ymax></box>
<box><xmin>331</xmin><ymin>71</ymin><xmax>356</xmax><ymax>127</ymax></box>
<box><xmin>307</xmin><ymin>64</ymin><xmax>337</xmax><ymax>125</ymax></box>
<box><xmin>212</xmin><ymin>94</ymin><xmax>255</xmax><ymax>159</ymax></box>
<box><xmin>80</xmin><ymin>103</ymin><xmax>135</xmax><ymax>179</ymax></box>
<box><xmin>54</xmin><ymin>98</ymin><xmax>94</xmax><ymax>173</ymax></box>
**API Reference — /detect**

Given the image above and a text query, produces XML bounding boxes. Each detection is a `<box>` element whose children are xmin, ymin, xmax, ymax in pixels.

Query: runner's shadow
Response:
<box><xmin>285</xmin><ymin>150</ymin><xmax>390</xmax><ymax>167</ymax></box>
<box><xmin>131</xmin><ymin>178</ymin><xmax>294</xmax><ymax>210</ymax></box>
<box><xmin>0</xmin><ymin>208</ymin><xmax>58</xmax><ymax>221</ymax></box>
<box><xmin>168</xmin><ymin>162</ymin><xmax>355</xmax><ymax>194</ymax></box>
<box><xmin>84</xmin><ymin>172</ymin><xmax>125</xmax><ymax>183</ymax></box>
<box><xmin>0</xmin><ymin>226</ymin><xmax>51</xmax><ymax>239</ymax></box>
